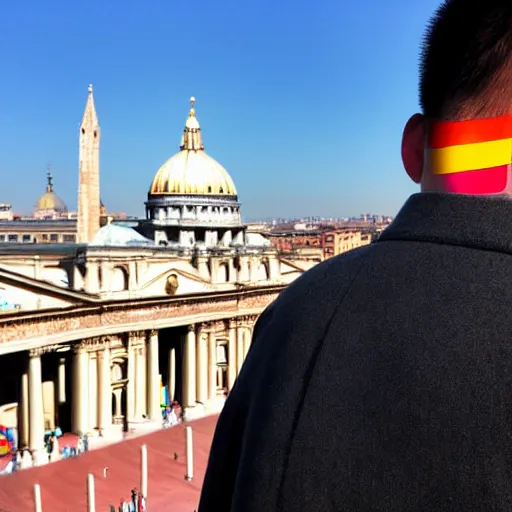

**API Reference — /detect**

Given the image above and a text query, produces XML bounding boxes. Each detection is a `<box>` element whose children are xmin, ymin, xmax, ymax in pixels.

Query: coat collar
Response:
<box><xmin>378</xmin><ymin>193</ymin><xmax>512</xmax><ymax>255</ymax></box>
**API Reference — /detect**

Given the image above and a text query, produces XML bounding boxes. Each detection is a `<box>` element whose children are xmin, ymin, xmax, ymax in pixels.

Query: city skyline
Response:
<box><xmin>0</xmin><ymin>0</ymin><xmax>441</xmax><ymax>219</ymax></box>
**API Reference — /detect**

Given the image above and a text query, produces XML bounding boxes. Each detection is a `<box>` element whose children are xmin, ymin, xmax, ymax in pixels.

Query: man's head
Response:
<box><xmin>402</xmin><ymin>1</ymin><xmax>512</xmax><ymax>193</ymax></box>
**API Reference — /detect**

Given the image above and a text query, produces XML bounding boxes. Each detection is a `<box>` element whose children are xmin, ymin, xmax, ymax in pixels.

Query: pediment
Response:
<box><xmin>279</xmin><ymin>258</ymin><xmax>309</xmax><ymax>274</ymax></box>
<box><xmin>140</xmin><ymin>267</ymin><xmax>214</xmax><ymax>297</ymax></box>
<box><xmin>0</xmin><ymin>266</ymin><xmax>97</xmax><ymax>311</ymax></box>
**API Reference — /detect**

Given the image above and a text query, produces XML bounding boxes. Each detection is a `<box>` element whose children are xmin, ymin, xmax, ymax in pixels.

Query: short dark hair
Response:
<box><xmin>420</xmin><ymin>0</ymin><xmax>512</xmax><ymax>120</ymax></box>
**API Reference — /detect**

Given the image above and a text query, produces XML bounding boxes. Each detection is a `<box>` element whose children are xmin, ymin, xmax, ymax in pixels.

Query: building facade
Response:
<box><xmin>0</xmin><ymin>283</ymin><xmax>278</xmax><ymax>466</ymax></box>
<box><xmin>268</xmin><ymin>227</ymin><xmax>373</xmax><ymax>261</ymax></box>
<box><xmin>0</xmin><ymin>87</ymin><xmax>318</xmax><ymax>468</ymax></box>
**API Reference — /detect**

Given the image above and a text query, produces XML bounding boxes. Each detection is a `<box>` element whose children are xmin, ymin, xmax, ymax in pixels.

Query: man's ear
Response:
<box><xmin>401</xmin><ymin>113</ymin><xmax>425</xmax><ymax>184</ymax></box>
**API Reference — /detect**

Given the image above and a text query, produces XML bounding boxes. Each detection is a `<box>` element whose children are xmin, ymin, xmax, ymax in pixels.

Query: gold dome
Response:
<box><xmin>35</xmin><ymin>172</ymin><xmax>67</xmax><ymax>213</ymax></box>
<box><xmin>149</xmin><ymin>98</ymin><xmax>237</xmax><ymax>197</ymax></box>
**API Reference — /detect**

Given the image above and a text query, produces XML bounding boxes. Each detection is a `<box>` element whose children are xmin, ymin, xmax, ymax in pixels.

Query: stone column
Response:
<box><xmin>127</xmin><ymin>339</ymin><xmax>136</xmax><ymax>421</ymax></box>
<box><xmin>208</xmin><ymin>330</ymin><xmax>217</xmax><ymax>400</ymax></box>
<box><xmin>168</xmin><ymin>347</ymin><xmax>176</xmax><ymax>403</ymax></box>
<box><xmin>210</xmin><ymin>259</ymin><xmax>220</xmax><ymax>283</ymax></box>
<box><xmin>196</xmin><ymin>325</ymin><xmax>208</xmax><ymax>404</ymax></box>
<box><xmin>97</xmin><ymin>342</ymin><xmax>112</xmax><ymax>434</ymax></box>
<box><xmin>115</xmin><ymin>390</ymin><xmax>122</xmax><ymax>417</ymax></box>
<box><xmin>17</xmin><ymin>371</ymin><xmax>29</xmax><ymax>448</ymax></box>
<box><xmin>239</xmin><ymin>257</ymin><xmax>250</xmax><ymax>282</ymax></box>
<box><xmin>57</xmin><ymin>357</ymin><xmax>66</xmax><ymax>404</ymax></box>
<box><xmin>270</xmin><ymin>257</ymin><xmax>281</xmax><ymax>279</ymax></box>
<box><xmin>128</xmin><ymin>261</ymin><xmax>137</xmax><ymax>290</ymax></box>
<box><xmin>146</xmin><ymin>330</ymin><xmax>160</xmax><ymax>421</ymax></box>
<box><xmin>227</xmin><ymin>321</ymin><xmax>237</xmax><ymax>390</ymax></box>
<box><xmin>183</xmin><ymin>325</ymin><xmax>196</xmax><ymax>407</ymax></box>
<box><xmin>28</xmin><ymin>350</ymin><xmax>45</xmax><ymax>464</ymax></box>
<box><xmin>85</xmin><ymin>261</ymin><xmax>100</xmax><ymax>293</ymax></box>
<box><xmin>236</xmin><ymin>322</ymin><xmax>245</xmax><ymax>375</ymax></box>
<box><xmin>228</xmin><ymin>259</ymin><xmax>236</xmax><ymax>283</ymax></box>
<box><xmin>99</xmin><ymin>263</ymin><xmax>110</xmax><ymax>292</ymax></box>
<box><xmin>243</xmin><ymin>326</ymin><xmax>252</xmax><ymax>358</ymax></box>
<box><xmin>249</xmin><ymin>258</ymin><xmax>258</xmax><ymax>282</ymax></box>
<box><xmin>135</xmin><ymin>343</ymin><xmax>146</xmax><ymax>418</ymax></box>
<box><xmin>72</xmin><ymin>343</ymin><xmax>89</xmax><ymax>435</ymax></box>
<box><xmin>196</xmin><ymin>256</ymin><xmax>210</xmax><ymax>280</ymax></box>
<box><xmin>88</xmin><ymin>353</ymin><xmax>98</xmax><ymax>432</ymax></box>
<box><xmin>73</xmin><ymin>264</ymin><xmax>83</xmax><ymax>290</ymax></box>
<box><xmin>33</xmin><ymin>256</ymin><xmax>41</xmax><ymax>280</ymax></box>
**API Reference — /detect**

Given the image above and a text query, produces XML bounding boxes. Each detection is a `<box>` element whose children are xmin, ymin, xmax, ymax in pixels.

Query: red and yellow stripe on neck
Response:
<box><xmin>427</xmin><ymin>115</ymin><xmax>512</xmax><ymax>194</ymax></box>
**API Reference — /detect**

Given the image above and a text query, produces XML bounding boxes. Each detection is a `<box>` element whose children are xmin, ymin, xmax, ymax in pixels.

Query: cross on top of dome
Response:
<box><xmin>189</xmin><ymin>96</ymin><xmax>196</xmax><ymax>118</ymax></box>
<box><xmin>46</xmin><ymin>168</ymin><xmax>53</xmax><ymax>192</ymax></box>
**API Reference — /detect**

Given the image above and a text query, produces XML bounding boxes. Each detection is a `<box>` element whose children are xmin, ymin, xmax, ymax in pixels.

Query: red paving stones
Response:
<box><xmin>0</xmin><ymin>415</ymin><xmax>218</xmax><ymax>512</ymax></box>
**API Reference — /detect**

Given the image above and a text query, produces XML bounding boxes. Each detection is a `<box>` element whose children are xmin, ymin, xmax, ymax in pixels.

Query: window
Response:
<box><xmin>63</xmin><ymin>235</ymin><xmax>76</xmax><ymax>243</ymax></box>
<box><xmin>216</xmin><ymin>344</ymin><xmax>228</xmax><ymax>366</ymax></box>
<box><xmin>42</xmin><ymin>234</ymin><xmax>48</xmax><ymax>242</ymax></box>
<box><xmin>0</xmin><ymin>235</ymin><xmax>5</xmax><ymax>242</ymax></box>
<box><xmin>50</xmin><ymin>234</ymin><xmax>58</xmax><ymax>242</ymax></box>
<box><xmin>325</xmin><ymin>235</ymin><xmax>334</xmax><ymax>242</ymax></box>
<box><xmin>22</xmin><ymin>234</ymin><xmax>31</xmax><ymax>243</ymax></box>
<box><xmin>7</xmin><ymin>235</ymin><xmax>18</xmax><ymax>242</ymax></box>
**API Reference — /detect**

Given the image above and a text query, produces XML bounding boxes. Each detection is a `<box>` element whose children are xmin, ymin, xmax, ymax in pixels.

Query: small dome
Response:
<box><xmin>148</xmin><ymin>97</ymin><xmax>237</xmax><ymax>198</ymax></box>
<box><xmin>90</xmin><ymin>223</ymin><xmax>153</xmax><ymax>246</ymax></box>
<box><xmin>35</xmin><ymin>172</ymin><xmax>67</xmax><ymax>214</ymax></box>
<box><xmin>36</xmin><ymin>192</ymin><xmax>67</xmax><ymax>212</ymax></box>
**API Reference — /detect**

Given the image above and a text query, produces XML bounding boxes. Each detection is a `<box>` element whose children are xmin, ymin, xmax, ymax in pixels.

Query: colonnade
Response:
<box><xmin>180</xmin><ymin>316</ymin><xmax>256</xmax><ymax>409</ymax></box>
<box><xmin>14</xmin><ymin>314</ymin><xmax>258</xmax><ymax>465</ymax></box>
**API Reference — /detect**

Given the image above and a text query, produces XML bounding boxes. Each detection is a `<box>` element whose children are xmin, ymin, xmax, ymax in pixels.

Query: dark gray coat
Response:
<box><xmin>199</xmin><ymin>193</ymin><xmax>512</xmax><ymax>511</ymax></box>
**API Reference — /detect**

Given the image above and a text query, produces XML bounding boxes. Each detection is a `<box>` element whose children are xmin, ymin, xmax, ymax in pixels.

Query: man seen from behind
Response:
<box><xmin>200</xmin><ymin>1</ymin><xmax>512</xmax><ymax>510</ymax></box>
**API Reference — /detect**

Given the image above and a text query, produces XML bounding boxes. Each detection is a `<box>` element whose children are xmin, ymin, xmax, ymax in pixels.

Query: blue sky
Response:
<box><xmin>0</xmin><ymin>0</ymin><xmax>442</xmax><ymax>220</ymax></box>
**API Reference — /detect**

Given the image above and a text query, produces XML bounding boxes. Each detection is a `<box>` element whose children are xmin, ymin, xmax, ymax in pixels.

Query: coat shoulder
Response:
<box><xmin>268</xmin><ymin>244</ymin><xmax>373</xmax><ymax>327</ymax></box>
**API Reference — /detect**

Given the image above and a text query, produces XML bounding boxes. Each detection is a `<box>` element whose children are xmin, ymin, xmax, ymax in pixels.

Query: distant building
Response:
<box><xmin>0</xmin><ymin>205</ymin><xmax>13</xmax><ymax>221</ymax></box>
<box><xmin>0</xmin><ymin>171</ymin><xmax>123</xmax><ymax>244</ymax></box>
<box><xmin>269</xmin><ymin>226</ymin><xmax>374</xmax><ymax>261</ymax></box>
<box><xmin>321</xmin><ymin>229</ymin><xmax>372</xmax><ymax>259</ymax></box>
<box><xmin>0</xmin><ymin>219</ymin><xmax>77</xmax><ymax>244</ymax></box>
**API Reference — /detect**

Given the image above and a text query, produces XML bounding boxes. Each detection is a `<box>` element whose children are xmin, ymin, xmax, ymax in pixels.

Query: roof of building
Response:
<box><xmin>243</xmin><ymin>232</ymin><xmax>273</xmax><ymax>247</ymax></box>
<box><xmin>148</xmin><ymin>98</ymin><xmax>237</xmax><ymax>198</ymax></box>
<box><xmin>0</xmin><ymin>219</ymin><xmax>76</xmax><ymax>228</ymax></box>
<box><xmin>90</xmin><ymin>223</ymin><xmax>153</xmax><ymax>246</ymax></box>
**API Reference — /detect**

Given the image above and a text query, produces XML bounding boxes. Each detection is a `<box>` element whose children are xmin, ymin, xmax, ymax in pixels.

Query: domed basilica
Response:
<box><xmin>136</xmin><ymin>97</ymin><xmax>256</xmax><ymax>250</ymax></box>
<box><xmin>92</xmin><ymin>96</ymin><xmax>270</xmax><ymax>255</ymax></box>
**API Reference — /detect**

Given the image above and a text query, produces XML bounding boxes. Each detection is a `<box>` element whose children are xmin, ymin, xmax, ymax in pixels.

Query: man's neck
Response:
<box><xmin>422</xmin><ymin>115</ymin><xmax>512</xmax><ymax>195</ymax></box>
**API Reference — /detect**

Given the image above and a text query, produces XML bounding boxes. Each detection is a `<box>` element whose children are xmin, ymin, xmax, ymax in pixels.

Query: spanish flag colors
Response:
<box><xmin>427</xmin><ymin>115</ymin><xmax>512</xmax><ymax>194</ymax></box>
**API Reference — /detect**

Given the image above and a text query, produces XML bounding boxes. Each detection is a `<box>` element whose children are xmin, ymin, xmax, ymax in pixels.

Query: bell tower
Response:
<box><xmin>77</xmin><ymin>84</ymin><xmax>101</xmax><ymax>243</ymax></box>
